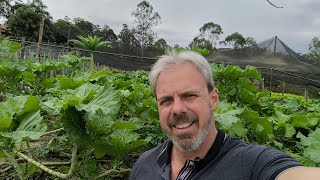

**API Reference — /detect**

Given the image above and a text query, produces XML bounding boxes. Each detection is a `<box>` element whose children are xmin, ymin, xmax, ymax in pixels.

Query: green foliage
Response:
<box><xmin>167</xmin><ymin>46</ymin><xmax>210</xmax><ymax>56</ymax></box>
<box><xmin>297</xmin><ymin>129</ymin><xmax>320</xmax><ymax>165</ymax></box>
<box><xmin>131</xmin><ymin>0</ymin><xmax>161</xmax><ymax>55</ymax></box>
<box><xmin>199</xmin><ymin>22</ymin><xmax>223</xmax><ymax>48</ymax></box>
<box><xmin>70</xmin><ymin>35</ymin><xmax>110</xmax><ymax>52</ymax></box>
<box><xmin>189</xmin><ymin>37</ymin><xmax>213</xmax><ymax>51</ymax></box>
<box><xmin>1</xmin><ymin>110</ymin><xmax>47</xmax><ymax>144</ymax></box>
<box><xmin>1</xmin><ymin>42</ymin><xmax>320</xmax><ymax>178</ymax></box>
<box><xmin>0</xmin><ymin>39</ymin><xmax>21</xmax><ymax>54</ymax></box>
<box><xmin>7</xmin><ymin>4</ymin><xmax>55</xmax><ymax>42</ymax></box>
<box><xmin>307</xmin><ymin>37</ymin><xmax>320</xmax><ymax>65</ymax></box>
<box><xmin>212</xmin><ymin>63</ymin><xmax>261</xmax><ymax>104</ymax></box>
<box><xmin>70</xmin><ymin>35</ymin><xmax>110</xmax><ymax>71</ymax></box>
<box><xmin>223</xmin><ymin>32</ymin><xmax>246</xmax><ymax>49</ymax></box>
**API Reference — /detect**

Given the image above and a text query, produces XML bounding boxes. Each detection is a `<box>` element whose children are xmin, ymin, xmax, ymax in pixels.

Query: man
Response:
<box><xmin>129</xmin><ymin>51</ymin><xmax>320</xmax><ymax>180</ymax></box>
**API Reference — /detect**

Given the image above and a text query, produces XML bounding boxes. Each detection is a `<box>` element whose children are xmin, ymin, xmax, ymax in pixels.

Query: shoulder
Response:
<box><xmin>129</xmin><ymin>141</ymin><xmax>170</xmax><ymax>180</ymax></box>
<box><xmin>222</xmin><ymin>136</ymin><xmax>302</xmax><ymax>180</ymax></box>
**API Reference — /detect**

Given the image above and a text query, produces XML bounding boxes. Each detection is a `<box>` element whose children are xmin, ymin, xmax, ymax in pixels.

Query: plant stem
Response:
<box><xmin>14</xmin><ymin>143</ymin><xmax>78</xmax><ymax>179</ymax></box>
<box><xmin>96</xmin><ymin>168</ymin><xmax>131</xmax><ymax>179</ymax></box>
<box><xmin>1</xmin><ymin>161</ymin><xmax>71</xmax><ymax>166</ymax></box>
<box><xmin>44</xmin><ymin>128</ymin><xmax>64</xmax><ymax>136</ymax></box>
<box><xmin>15</xmin><ymin>151</ymin><xmax>68</xmax><ymax>179</ymax></box>
<box><xmin>3</xmin><ymin>150</ymin><xmax>25</xmax><ymax>180</ymax></box>
<box><xmin>26</xmin><ymin>139</ymin><xmax>34</xmax><ymax>159</ymax></box>
<box><xmin>0</xmin><ymin>166</ymin><xmax>13</xmax><ymax>173</ymax></box>
<box><xmin>65</xmin><ymin>143</ymin><xmax>78</xmax><ymax>178</ymax></box>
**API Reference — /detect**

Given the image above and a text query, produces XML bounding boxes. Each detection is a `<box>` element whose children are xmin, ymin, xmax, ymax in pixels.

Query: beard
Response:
<box><xmin>163</xmin><ymin>110</ymin><xmax>214</xmax><ymax>152</ymax></box>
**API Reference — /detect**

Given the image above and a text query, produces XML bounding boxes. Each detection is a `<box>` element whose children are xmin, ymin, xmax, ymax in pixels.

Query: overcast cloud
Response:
<box><xmin>30</xmin><ymin>0</ymin><xmax>320</xmax><ymax>53</ymax></box>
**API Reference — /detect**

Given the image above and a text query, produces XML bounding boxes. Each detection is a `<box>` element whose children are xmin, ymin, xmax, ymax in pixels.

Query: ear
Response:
<box><xmin>209</xmin><ymin>87</ymin><xmax>219</xmax><ymax>110</ymax></box>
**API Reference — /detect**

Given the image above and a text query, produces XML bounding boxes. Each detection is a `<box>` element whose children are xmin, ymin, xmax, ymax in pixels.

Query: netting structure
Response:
<box><xmin>8</xmin><ymin>36</ymin><xmax>320</xmax><ymax>88</ymax></box>
<box><xmin>207</xmin><ymin>36</ymin><xmax>320</xmax><ymax>88</ymax></box>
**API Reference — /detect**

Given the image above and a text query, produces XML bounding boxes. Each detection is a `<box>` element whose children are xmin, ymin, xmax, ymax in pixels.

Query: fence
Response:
<box><xmin>2</xmin><ymin>37</ymin><xmax>320</xmax><ymax>99</ymax></box>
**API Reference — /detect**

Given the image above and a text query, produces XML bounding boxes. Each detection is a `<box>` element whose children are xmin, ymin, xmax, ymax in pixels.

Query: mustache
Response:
<box><xmin>169</xmin><ymin>113</ymin><xmax>198</xmax><ymax>126</ymax></box>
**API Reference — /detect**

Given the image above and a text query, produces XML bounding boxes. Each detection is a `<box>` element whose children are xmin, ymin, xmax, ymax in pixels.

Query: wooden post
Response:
<box><xmin>20</xmin><ymin>37</ymin><xmax>26</xmax><ymax>60</ymax></box>
<box><xmin>282</xmin><ymin>81</ymin><xmax>286</xmax><ymax>96</ymax></box>
<box><xmin>273</xmin><ymin>36</ymin><xmax>277</xmax><ymax>55</ymax></box>
<box><xmin>269</xmin><ymin>68</ymin><xmax>273</xmax><ymax>91</ymax></box>
<box><xmin>37</xmin><ymin>16</ymin><xmax>45</xmax><ymax>62</ymax></box>
<box><xmin>304</xmin><ymin>84</ymin><xmax>308</xmax><ymax>102</ymax></box>
<box><xmin>261</xmin><ymin>77</ymin><xmax>265</xmax><ymax>91</ymax></box>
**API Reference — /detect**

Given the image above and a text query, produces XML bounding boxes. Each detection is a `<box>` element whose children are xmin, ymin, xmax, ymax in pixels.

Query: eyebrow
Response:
<box><xmin>156</xmin><ymin>96</ymin><xmax>172</xmax><ymax>102</ymax></box>
<box><xmin>156</xmin><ymin>90</ymin><xmax>200</xmax><ymax>102</ymax></box>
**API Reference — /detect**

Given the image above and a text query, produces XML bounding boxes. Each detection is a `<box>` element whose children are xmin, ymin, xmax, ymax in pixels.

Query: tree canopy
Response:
<box><xmin>199</xmin><ymin>22</ymin><xmax>223</xmax><ymax>49</ymax></box>
<box><xmin>7</xmin><ymin>3</ymin><xmax>55</xmax><ymax>42</ymax></box>
<box><xmin>306</xmin><ymin>37</ymin><xmax>320</xmax><ymax>65</ymax></box>
<box><xmin>131</xmin><ymin>0</ymin><xmax>161</xmax><ymax>56</ymax></box>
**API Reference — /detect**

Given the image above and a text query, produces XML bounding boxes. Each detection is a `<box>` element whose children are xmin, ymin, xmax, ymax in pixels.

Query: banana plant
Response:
<box><xmin>69</xmin><ymin>35</ymin><xmax>111</xmax><ymax>71</ymax></box>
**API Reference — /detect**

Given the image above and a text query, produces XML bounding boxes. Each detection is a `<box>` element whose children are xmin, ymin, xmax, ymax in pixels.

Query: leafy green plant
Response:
<box><xmin>211</xmin><ymin>63</ymin><xmax>261</xmax><ymax>105</ymax></box>
<box><xmin>297</xmin><ymin>128</ymin><xmax>320</xmax><ymax>167</ymax></box>
<box><xmin>0</xmin><ymin>38</ymin><xmax>21</xmax><ymax>60</ymax></box>
<box><xmin>69</xmin><ymin>35</ymin><xmax>110</xmax><ymax>71</ymax></box>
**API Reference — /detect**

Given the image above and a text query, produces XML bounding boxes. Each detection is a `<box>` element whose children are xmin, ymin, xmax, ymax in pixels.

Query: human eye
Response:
<box><xmin>160</xmin><ymin>99</ymin><xmax>172</xmax><ymax>106</ymax></box>
<box><xmin>184</xmin><ymin>93</ymin><xmax>197</xmax><ymax>99</ymax></box>
<box><xmin>158</xmin><ymin>97</ymin><xmax>172</xmax><ymax>106</ymax></box>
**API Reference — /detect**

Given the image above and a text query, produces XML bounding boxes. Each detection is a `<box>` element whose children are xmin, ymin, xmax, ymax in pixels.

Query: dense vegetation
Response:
<box><xmin>1</xmin><ymin>0</ymin><xmax>320</xmax><ymax>64</ymax></box>
<box><xmin>0</xmin><ymin>39</ymin><xmax>319</xmax><ymax>179</ymax></box>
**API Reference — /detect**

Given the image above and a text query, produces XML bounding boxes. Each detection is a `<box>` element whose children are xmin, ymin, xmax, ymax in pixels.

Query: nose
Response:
<box><xmin>172</xmin><ymin>98</ymin><xmax>187</xmax><ymax>115</ymax></box>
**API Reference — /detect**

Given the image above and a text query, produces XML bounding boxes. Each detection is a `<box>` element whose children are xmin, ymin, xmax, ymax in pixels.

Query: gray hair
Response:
<box><xmin>149</xmin><ymin>50</ymin><xmax>214</xmax><ymax>96</ymax></box>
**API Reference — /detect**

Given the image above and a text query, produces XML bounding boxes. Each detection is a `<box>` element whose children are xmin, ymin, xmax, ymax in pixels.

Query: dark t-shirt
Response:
<box><xmin>129</xmin><ymin>130</ymin><xmax>302</xmax><ymax>180</ymax></box>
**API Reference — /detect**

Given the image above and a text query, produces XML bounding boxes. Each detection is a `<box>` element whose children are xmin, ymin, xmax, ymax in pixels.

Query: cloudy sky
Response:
<box><xmin>21</xmin><ymin>0</ymin><xmax>320</xmax><ymax>53</ymax></box>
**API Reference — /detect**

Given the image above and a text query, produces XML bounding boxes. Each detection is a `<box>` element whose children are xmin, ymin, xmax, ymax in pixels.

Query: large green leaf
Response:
<box><xmin>240</xmin><ymin>107</ymin><xmax>274</xmax><ymax>141</ymax></box>
<box><xmin>60</xmin><ymin>107</ymin><xmax>89</xmax><ymax>143</ymax></box>
<box><xmin>303</xmin><ymin>143</ymin><xmax>320</xmax><ymax>164</ymax></box>
<box><xmin>0</xmin><ymin>111</ymin><xmax>47</xmax><ymax>143</ymax></box>
<box><xmin>297</xmin><ymin>128</ymin><xmax>320</xmax><ymax>147</ymax></box>
<box><xmin>0</xmin><ymin>115</ymin><xmax>12</xmax><ymax>130</ymax></box>
<box><xmin>21</xmin><ymin>71</ymin><xmax>37</xmax><ymax>84</ymax></box>
<box><xmin>85</xmin><ymin>111</ymin><xmax>114</xmax><ymax>134</ymax></box>
<box><xmin>41</xmin><ymin>97</ymin><xmax>64</xmax><ymax>116</ymax></box>
<box><xmin>0</xmin><ymin>40</ymin><xmax>21</xmax><ymax>53</ymax></box>
<box><xmin>57</xmin><ymin>76</ymin><xmax>81</xmax><ymax>90</ymax></box>
<box><xmin>228</xmin><ymin>121</ymin><xmax>248</xmax><ymax>138</ymax></box>
<box><xmin>73</xmin><ymin>83</ymin><xmax>102</xmax><ymax>103</ymax></box>
<box><xmin>0</xmin><ymin>96</ymin><xmax>40</xmax><ymax>118</ymax></box>
<box><xmin>76</xmin><ymin>86</ymin><xmax>120</xmax><ymax>118</ymax></box>
<box><xmin>215</xmin><ymin>109</ymin><xmax>242</xmax><ymax>130</ymax></box>
<box><xmin>291</xmin><ymin>113</ymin><xmax>319</xmax><ymax>129</ymax></box>
<box><xmin>286</xmin><ymin>151</ymin><xmax>316</xmax><ymax>167</ymax></box>
<box><xmin>102</xmin><ymin>129</ymin><xmax>146</xmax><ymax>157</ymax></box>
<box><xmin>283</xmin><ymin>124</ymin><xmax>296</xmax><ymax>138</ymax></box>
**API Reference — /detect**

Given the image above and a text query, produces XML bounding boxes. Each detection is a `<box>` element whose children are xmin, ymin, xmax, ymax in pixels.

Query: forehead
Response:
<box><xmin>155</xmin><ymin>62</ymin><xmax>207</xmax><ymax>93</ymax></box>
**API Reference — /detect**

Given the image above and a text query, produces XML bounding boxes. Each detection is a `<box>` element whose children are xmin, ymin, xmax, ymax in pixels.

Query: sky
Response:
<box><xmin>4</xmin><ymin>0</ymin><xmax>320</xmax><ymax>54</ymax></box>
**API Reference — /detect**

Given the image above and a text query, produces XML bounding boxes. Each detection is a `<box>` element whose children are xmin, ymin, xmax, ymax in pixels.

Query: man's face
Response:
<box><xmin>155</xmin><ymin>62</ymin><xmax>218</xmax><ymax>152</ymax></box>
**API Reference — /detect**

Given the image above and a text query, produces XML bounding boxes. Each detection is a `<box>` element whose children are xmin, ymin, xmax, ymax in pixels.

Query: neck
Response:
<box><xmin>171</xmin><ymin>127</ymin><xmax>218</xmax><ymax>164</ymax></box>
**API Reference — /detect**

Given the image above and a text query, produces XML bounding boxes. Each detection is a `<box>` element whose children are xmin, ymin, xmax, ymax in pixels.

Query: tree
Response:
<box><xmin>150</xmin><ymin>38</ymin><xmax>169</xmax><ymax>55</ymax></box>
<box><xmin>244</xmin><ymin>37</ymin><xmax>257</xmax><ymax>47</ymax></box>
<box><xmin>7</xmin><ymin>4</ymin><xmax>55</xmax><ymax>42</ymax></box>
<box><xmin>70</xmin><ymin>35</ymin><xmax>111</xmax><ymax>71</ymax></box>
<box><xmin>0</xmin><ymin>0</ymin><xmax>21</xmax><ymax>19</ymax></box>
<box><xmin>131</xmin><ymin>0</ymin><xmax>161</xmax><ymax>56</ymax></box>
<box><xmin>53</xmin><ymin>17</ymin><xmax>81</xmax><ymax>44</ymax></box>
<box><xmin>118</xmin><ymin>24</ymin><xmax>140</xmax><ymax>55</ymax></box>
<box><xmin>307</xmin><ymin>37</ymin><xmax>320</xmax><ymax>64</ymax></box>
<box><xmin>73</xmin><ymin>17</ymin><xmax>95</xmax><ymax>36</ymax></box>
<box><xmin>223</xmin><ymin>32</ymin><xmax>246</xmax><ymax>49</ymax></box>
<box><xmin>189</xmin><ymin>37</ymin><xmax>213</xmax><ymax>51</ymax></box>
<box><xmin>199</xmin><ymin>22</ymin><xmax>223</xmax><ymax>49</ymax></box>
<box><xmin>94</xmin><ymin>25</ymin><xmax>118</xmax><ymax>47</ymax></box>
